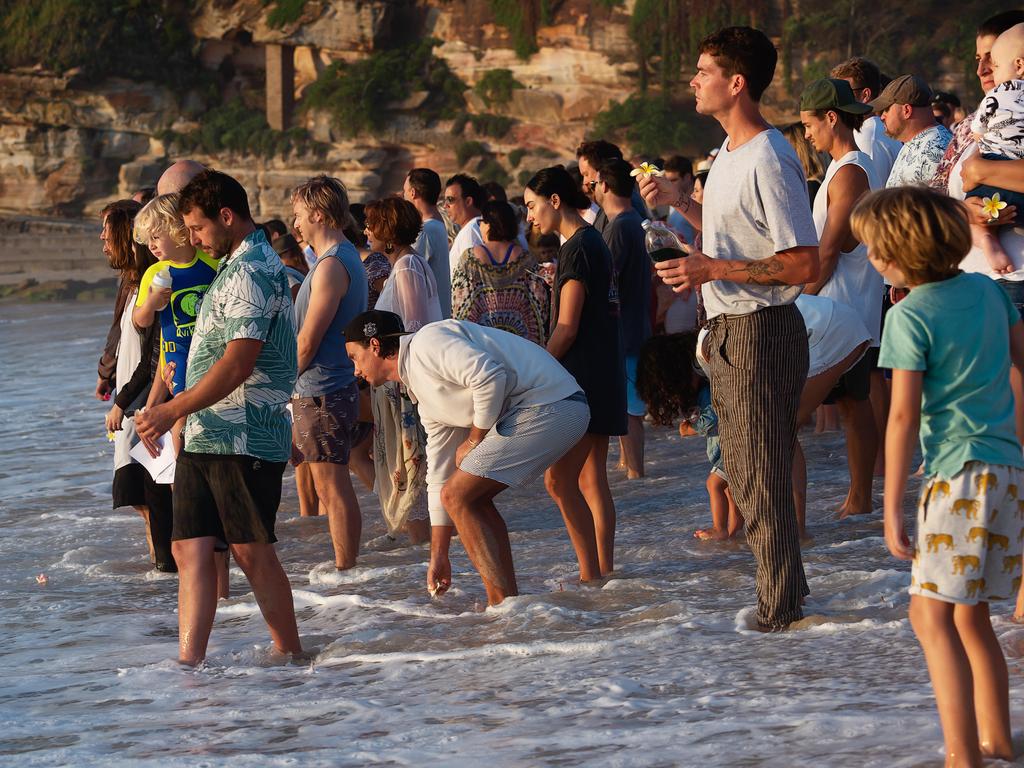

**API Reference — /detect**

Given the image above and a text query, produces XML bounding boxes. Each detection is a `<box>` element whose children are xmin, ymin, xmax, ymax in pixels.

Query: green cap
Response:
<box><xmin>800</xmin><ymin>78</ymin><xmax>873</xmax><ymax>115</ymax></box>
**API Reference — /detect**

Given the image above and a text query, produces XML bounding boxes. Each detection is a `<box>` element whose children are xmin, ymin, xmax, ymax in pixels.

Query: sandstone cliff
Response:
<box><xmin>0</xmin><ymin>0</ymin><xmax>976</xmax><ymax>223</ymax></box>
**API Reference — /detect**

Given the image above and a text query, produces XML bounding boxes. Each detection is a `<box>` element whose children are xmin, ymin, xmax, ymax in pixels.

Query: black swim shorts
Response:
<box><xmin>172</xmin><ymin>451</ymin><xmax>285</xmax><ymax>545</ymax></box>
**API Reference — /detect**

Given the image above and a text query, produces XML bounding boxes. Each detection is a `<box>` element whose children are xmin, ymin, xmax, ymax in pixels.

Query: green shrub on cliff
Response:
<box><xmin>475</xmin><ymin>69</ymin><xmax>524</xmax><ymax>107</ymax></box>
<box><xmin>262</xmin><ymin>0</ymin><xmax>307</xmax><ymax>29</ymax></box>
<box><xmin>0</xmin><ymin>0</ymin><xmax>202</xmax><ymax>87</ymax></box>
<box><xmin>167</xmin><ymin>98</ymin><xmax>324</xmax><ymax>159</ymax></box>
<box><xmin>592</xmin><ymin>93</ymin><xmax>709</xmax><ymax>157</ymax></box>
<box><xmin>302</xmin><ymin>38</ymin><xmax>466</xmax><ymax>137</ymax></box>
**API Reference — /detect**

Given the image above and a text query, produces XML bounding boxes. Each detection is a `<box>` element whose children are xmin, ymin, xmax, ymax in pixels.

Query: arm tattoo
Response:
<box><xmin>728</xmin><ymin>259</ymin><xmax>787</xmax><ymax>285</ymax></box>
<box><xmin>672</xmin><ymin>194</ymin><xmax>691</xmax><ymax>212</ymax></box>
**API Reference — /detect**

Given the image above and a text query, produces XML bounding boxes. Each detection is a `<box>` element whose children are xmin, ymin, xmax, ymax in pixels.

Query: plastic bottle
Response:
<box><xmin>150</xmin><ymin>268</ymin><xmax>172</xmax><ymax>310</ymax></box>
<box><xmin>641</xmin><ymin>219</ymin><xmax>687</xmax><ymax>265</ymax></box>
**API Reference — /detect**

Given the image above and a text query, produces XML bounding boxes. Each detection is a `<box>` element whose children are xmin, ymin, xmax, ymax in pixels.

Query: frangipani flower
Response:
<box><xmin>630</xmin><ymin>162</ymin><xmax>664</xmax><ymax>178</ymax></box>
<box><xmin>983</xmin><ymin>192</ymin><xmax>1008</xmax><ymax>220</ymax></box>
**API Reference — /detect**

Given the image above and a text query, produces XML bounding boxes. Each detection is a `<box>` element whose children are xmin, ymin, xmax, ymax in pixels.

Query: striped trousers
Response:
<box><xmin>706</xmin><ymin>303</ymin><xmax>809</xmax><ymax>629</ymax></box>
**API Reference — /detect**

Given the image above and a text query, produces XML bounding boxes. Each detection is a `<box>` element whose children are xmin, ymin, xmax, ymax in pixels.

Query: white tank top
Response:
<box><xmin>812</xmin><ymin>150</ymin><xmax>883</xmax><ymax>346</ymax></box>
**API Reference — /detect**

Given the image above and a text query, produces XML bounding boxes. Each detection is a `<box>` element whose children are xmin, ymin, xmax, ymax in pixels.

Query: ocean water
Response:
<box><xmin>1</xmin><ymin>301</ymin><xmax>1022</xmax><ymax>767</ymax></box>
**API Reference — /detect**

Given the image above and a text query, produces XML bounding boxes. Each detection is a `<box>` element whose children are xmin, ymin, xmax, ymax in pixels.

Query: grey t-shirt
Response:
<box><xmin>701</xmin><ymin>129</ymin><xmax>819</xmax><ymax>319</ymax></box>
<box><xmin>414</xmin><ymin>217</ymin><xmax>452</xmax><ymax>318</ymax></box>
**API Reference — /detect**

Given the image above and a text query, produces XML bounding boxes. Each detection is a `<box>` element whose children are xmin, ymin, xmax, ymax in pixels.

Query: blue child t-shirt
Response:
<box><xmin>136</xmin><ymin>250</ymin><xmax>219</xmax><ymax>395</ymax></box>
<box><xmin>878</xmin><ymin>271</ymin><xmax>1023</xmax><ymax>479</ymax></box>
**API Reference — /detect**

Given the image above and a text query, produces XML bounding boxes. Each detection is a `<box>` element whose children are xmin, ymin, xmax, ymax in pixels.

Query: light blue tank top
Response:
<box><xmin>293</xmin><ymin>240</ymin><xmax>368</xmax><ymax>397</ymax></box>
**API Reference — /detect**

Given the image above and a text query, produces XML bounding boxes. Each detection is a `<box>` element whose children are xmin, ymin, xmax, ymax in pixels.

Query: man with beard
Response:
<box><xmin>136</xmin><ymin>169</ymin><xmax>301</xmax><ymax>665</ymax></box>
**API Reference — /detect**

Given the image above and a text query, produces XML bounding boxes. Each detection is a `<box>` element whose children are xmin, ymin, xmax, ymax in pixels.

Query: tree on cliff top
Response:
<box><xmin>0</xmin><ymin>0</ymin><xmax>202</xmax><ymax>87</ymax></box>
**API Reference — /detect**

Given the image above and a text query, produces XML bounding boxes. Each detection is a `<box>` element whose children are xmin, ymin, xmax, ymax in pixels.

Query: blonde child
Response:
<box><xmin>132</xmin><ymin>194</ymin><xmax>219</xmax><ymax>456</ymax></box>
<box><xmin>852</xmin><ymin>187</ymin><xmax>1024</xmax><ymax>767</ymax></box>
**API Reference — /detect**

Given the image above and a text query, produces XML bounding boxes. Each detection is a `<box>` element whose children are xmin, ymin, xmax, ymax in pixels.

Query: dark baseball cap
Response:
<box><xmin>868</xmin><ymin>74</ymin><xmax>932</xmax><ymax>112</ymax></box>
<box><xmin>800</xmin><ymin>78</ymin><xmax>873</xmax><ymax>114</ymax></box>
<box><xmin>343</xmin><ymin>310</ymin><xmax>408</xmax><ymax>344</ymax></box>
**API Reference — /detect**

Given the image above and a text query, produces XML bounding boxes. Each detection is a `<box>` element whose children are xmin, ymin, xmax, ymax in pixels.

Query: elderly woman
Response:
<box><xmin>451</xmin><ymin>200</ymin><xmax>549</xmax><ymax>345</ymax></box>
<box><xmin>363</xmin><ymin>198</ymin><xmax>442</xmax><ymax>544</ymax></box>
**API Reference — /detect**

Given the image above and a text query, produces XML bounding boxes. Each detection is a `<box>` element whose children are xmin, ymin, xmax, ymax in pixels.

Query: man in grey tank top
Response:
<box><xmin>290</xmin><ymin>176</ymin><xmax>369</xmax><ymax>570</ymax></box>
<box><xmin>639</xmin><ymin>27</ymin><xmax>820</xmax><ymax>631</ymax></box>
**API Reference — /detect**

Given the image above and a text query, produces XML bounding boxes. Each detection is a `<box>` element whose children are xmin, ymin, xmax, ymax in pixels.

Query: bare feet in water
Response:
<box><xmin>837</xmin><ymin>493</ymin><xmax>874</xmax><ymax>519</ymax></box>
<box><xmin>694</xmin><ymin>527</ymin><xmax>730</xmax><ymax>541</ymax></box>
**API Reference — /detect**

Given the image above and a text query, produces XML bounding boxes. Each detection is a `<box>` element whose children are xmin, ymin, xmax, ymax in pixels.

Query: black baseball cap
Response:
<box><xmin>344</xmin><ymin>310</ymin><xmax>408</xmax><ymax>344</ymax></box>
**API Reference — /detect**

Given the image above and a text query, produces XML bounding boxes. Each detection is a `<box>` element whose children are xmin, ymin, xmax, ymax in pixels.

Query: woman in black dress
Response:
<box><xmin>524</xmin><ymin>166</ymin><xmax>626</xmax><ymax>578</ymax></box>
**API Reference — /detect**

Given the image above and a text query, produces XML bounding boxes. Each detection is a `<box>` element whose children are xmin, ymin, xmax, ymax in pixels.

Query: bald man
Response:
<box><xmin>157</xmin><ymin>160</ymin><xmax>206</xmax><ymax>196</ymax></box>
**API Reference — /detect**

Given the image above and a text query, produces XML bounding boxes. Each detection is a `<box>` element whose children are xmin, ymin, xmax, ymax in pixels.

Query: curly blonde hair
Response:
<box><xmin>850</xmin><ymin>187</ymin><xmax>970</xmax><ymax>285</ymax></box>
<box><xmin>133</xmin><ymin>193</ymin><xmax>189</xmax><ymax>247</ymax></box>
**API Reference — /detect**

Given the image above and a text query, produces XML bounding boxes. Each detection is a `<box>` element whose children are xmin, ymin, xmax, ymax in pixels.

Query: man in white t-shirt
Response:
<box><xmin>443</xmin><ymin>173</ymin><xmax>484</xmax><ymax>283</ymax></box>
<box><xmin>404</xmin><ymin>168</ymin><xmax>452</xmax><ymax>317</ymax></box>
<box><xmin>831</xmin><ymin>57</ymin><xmax>903</xmax><ymax>186</ymax></box>
<box><xmin>639</xmin><ymin>26</ymin><xmax>819</xmax><ymax>632</ymax></box>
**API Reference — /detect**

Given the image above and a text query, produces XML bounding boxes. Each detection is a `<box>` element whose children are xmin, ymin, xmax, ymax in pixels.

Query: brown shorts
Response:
<box><xmin>292</xmin><ymin>383</ymin><xmax>368</xmax><ymax>464</ymax></box>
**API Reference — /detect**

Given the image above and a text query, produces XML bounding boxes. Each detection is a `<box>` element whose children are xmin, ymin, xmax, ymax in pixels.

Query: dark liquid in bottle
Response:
<box><xmin>648</xmin><ymin>246</ymin><xmax>684</xmax><ymax>266</ymax></box>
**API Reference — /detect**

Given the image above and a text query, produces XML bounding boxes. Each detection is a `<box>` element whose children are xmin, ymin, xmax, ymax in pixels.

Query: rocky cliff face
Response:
<box><xmin>0</xmin><ymin>1</ymin><xmax>662</xmax><ymax>219</ymax></box>
<box><xmin>0</xmin><ymin>0</ymin><xmax>963</xmax><ymax>221</ymax></box>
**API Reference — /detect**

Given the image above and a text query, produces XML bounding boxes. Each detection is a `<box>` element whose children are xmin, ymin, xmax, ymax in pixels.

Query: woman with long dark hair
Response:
<box><xmin>524</xmin><ymin>166</ymin><xmax>626</xmax><ymax>579</ymax></box>
<box><xmin>98</xmin><ymin>199</ymin><xmax>166</xmax><ymax>567</ymax></box>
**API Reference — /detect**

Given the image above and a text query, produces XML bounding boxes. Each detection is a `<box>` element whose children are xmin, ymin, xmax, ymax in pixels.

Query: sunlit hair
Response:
<box><xmin>133</xmin><ymin>193</ymin><xmax>189</xmax><ymax>247</ymax></box>
<box><xmin>291</xmin><ymin>174</ymin><xmax>355</xmax><ymax>231</ymax></box>
<box><xmin>850</xmin><ymin>187</ymin><xmax>970</xmax><ymax>285</ymax></box>
<box><xmin>830</xmin><ymin>57</ymin><xmax>882</xmax><ymax>99</ymax></box>
<box><xmin>364</xmin><ymin>197</ymin><xmax>423</xmax><ymax>248</ymax></box>
<box><xmin>635</xmin><ymin>332</ymin><xmax>702</xmax><ymax>426</ymax></box>
<box><xmin>780</xmin><ymin>122</ymin><xmax>824</xmax><ymax>182</ymax></box>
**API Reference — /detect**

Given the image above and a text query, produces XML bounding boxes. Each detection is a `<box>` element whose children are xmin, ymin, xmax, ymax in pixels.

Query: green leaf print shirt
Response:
<box><xmin>183</xmin><ymin>229</ymin><xmax>297</xmax><ymax>462</ymax></box>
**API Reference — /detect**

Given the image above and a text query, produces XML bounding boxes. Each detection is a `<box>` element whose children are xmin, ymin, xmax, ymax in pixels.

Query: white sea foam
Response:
<box><xmin>2</xmin><ymin>302</ymin><xmax>1022</xmax><ymax>767</ymax></box>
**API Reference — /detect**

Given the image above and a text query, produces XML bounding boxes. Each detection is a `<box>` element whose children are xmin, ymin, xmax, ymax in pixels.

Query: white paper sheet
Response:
<box><xmin>129</xmin><ymin>432</ymin><xmax>176</xmax><ymax>484</ymax></box>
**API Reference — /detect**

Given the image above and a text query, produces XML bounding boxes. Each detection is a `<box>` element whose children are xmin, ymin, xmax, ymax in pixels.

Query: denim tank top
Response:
<box><xmin>293</xmin><ymin>240</ymin><xmax>368</xmax><ymax>397</ymax></box>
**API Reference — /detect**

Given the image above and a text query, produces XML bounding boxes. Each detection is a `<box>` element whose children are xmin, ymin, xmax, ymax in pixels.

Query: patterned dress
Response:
<box><xmin>450</xmin><ymin>248</ymin><xmax>550</xmax><ymax>345</ymax></box>
<box><xmin>362</xmin><ymin>251</ymin><xmax>391</xmax><ymax>309</ymax></box>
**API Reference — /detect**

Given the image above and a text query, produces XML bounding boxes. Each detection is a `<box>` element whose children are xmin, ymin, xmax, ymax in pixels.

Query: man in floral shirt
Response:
<box><xmin>871</xmin><ymin>75</ymin><xmax>952</xmax><ymax>188</ymax></box>
<box><xmin>137</xmin><ymin>170</ymin><xmax>301</xmax><ymax>666</ymax></box>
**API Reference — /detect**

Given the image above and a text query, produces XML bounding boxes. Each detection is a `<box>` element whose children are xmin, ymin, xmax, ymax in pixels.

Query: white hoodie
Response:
<box><xmin>397</xmin><ymin>320</ymin><xmax>582</xmax><ymax>525</ymax></box>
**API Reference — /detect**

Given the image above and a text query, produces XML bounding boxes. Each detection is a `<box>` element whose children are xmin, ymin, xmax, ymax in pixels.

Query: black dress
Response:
<box><xmin>553</xmin><ymin>226</ymin><xmax>627</xmax><ymax>436</ymax></box>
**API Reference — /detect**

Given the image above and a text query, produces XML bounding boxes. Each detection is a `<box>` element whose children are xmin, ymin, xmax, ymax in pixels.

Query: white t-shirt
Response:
<box><xmin>701</xmin><ymin>129</ymin><xmax>819</xmax><ymax>319</ymax></box>
<box><xmin>854</xmin><ymin>116</ymin><xmax>902</xmax><ymax>187</ymax></box>
<box><xmin>812</xmin><ymin>150</ymin><xmax>883</xmax><ymax>345</ymax></box>
<box><xmin>448</xmin><ymin>217</ymin><xmax>483</xmax><ymax>282</ymax></box>
<box><xmin>415</xmin><ymin>217</ymin><xmax>452</xmax><ymax>317</ymax></box>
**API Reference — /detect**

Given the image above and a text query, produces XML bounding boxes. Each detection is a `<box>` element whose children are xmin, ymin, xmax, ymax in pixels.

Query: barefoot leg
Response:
<box><xmin>909</xmin><ymin>596</ymin><xmax>984</xmax><ymax>768</ymax></box>
<box><xmin>953</xmin><ymin>602</ymin><xmax>1014</xmax><ymax>761</ymax></box>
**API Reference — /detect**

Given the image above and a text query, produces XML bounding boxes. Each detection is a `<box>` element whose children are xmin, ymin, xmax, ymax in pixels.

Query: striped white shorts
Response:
<box><xmin>460</xmin><ymin>393</ymin><xmax>590</xmax><ymax>487</ymax></box>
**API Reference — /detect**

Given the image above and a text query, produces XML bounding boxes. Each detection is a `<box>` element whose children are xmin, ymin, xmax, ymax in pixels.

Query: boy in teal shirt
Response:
<box><xmin>852</xmin><ymin>186</ymin><xmax>1024</xmax><ymax>767</ymax></box>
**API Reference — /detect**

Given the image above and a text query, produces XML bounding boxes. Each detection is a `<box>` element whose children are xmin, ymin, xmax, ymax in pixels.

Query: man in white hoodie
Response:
<box><xmin>344</xmin><ymin>310</ymin><xmax>594</xmax><ymax>605</ymax></box>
